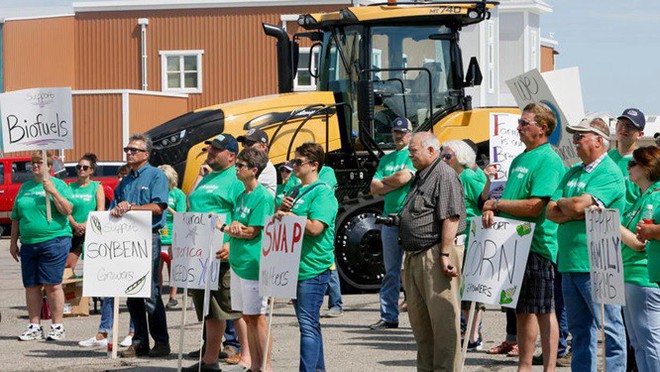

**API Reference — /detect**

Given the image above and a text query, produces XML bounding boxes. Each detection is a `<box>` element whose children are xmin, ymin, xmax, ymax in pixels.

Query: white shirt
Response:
<box><xmin>259</xmin><ymin>161</ymin><xmax>277</xmax><ymax>197</ymax></box>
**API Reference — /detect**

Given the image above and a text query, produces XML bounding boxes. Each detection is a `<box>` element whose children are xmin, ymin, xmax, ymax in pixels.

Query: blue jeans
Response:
<box><xmin>562</xmin><ymin>272</ymin><xmax>626</xmax><ymax>372</ymax></box>
<box><xmin>379</xmin><ymin>225</ymin><xmax>403</xmax><ymax>323</ymax></box>
<box><xmin>223</xmin><ymin>320</ymin><xmax>240</xmax><ymax>351</ymax></box>
<box><xmin>623</xmin><ymin>283</ymin><xmax>660</xmax><ymax>372</ymax></box>
<box><xmin>99</xmin><ymin>297</ymin><xmax>135</xmax><ymax>334</ymax></box>
<box><xmin>292</xmin><ymin>270</ymin><xmax>330</xmax><ymax>372</ymax></box>
<box><xmin>127</xmin><ymin>233</ymin><xmax>169</xmax><ymax>347</ymax></box>
<box><xmin>554</xmin><ymin>269</ymin><xmax>569</xmax><ymax>357</ymax></box>
<box><xmin>326</xmin><ymin>268</ymin><xmax>343</xmax><ymax>310</ymax></box>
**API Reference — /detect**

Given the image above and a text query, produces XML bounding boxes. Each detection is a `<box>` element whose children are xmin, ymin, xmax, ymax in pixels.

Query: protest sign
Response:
<box><xmin>586</xmin><ymin>208</ymin><xmax>625</xmax><ymax>305</ymax></box>
<box><xmin>505</xmin><ymin>68</ymin><xmax>584</xmax><ymax>167</ymax></box>
<box><xmin>0</xmin><ymin>87</ymin><xmax>73</xmax><ymax>153</ymax></box>
<box><xmin>259</xmin><ymin>215</ymin><xmax>306</xmax><ymax>299</ymax></box>
<box><xmin>82</xmin><ymin>211</ymin><xmax>152</xmax><ymax>298</ymax></box>
<box><xmin>461</xmin><ymin>216</ymin><xmax>535</xmax><ymax>308</ymax></box>
<box><xmin>489</xmin><ymin>113</ymin><xmax>525</xmax><ymax>198</ymax></box>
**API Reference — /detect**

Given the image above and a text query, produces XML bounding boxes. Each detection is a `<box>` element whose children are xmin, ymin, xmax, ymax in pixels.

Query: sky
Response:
<box><xmin>1</xmin><ymin>0</ymin><xmax>659</xmax><ymax>114</ymax></box>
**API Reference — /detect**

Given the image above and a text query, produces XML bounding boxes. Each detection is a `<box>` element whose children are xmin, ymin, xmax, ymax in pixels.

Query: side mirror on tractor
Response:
<box><xmin>464</xmin><ymin>57</ymin><xmax>483</xmax><ymax>87</ymax></box>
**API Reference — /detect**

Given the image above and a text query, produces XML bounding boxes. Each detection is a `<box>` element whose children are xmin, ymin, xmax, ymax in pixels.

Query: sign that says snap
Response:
<box><xmin>259</xmin><ymin>215</ymin><xmax>306</xmax><ymax>299</ymax></box>
<box><xmin>586</xmin><ymin>208</ymin><xmax>625</xmax><ymax>305</ymax></box>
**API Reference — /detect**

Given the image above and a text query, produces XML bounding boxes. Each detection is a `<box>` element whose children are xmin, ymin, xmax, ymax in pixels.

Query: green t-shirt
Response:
<box><xmin>608</xmin><ymin>149</ymin><xmax>641</xmax><ymax>210</ymax></box>
<box><xmin>277</xmin><ymin>166</ymin><xmax>337</xmax><ymax>207</ymax></box>
<box><xmin>647</xmin><ymin>197</ymin><xmax>660</xmax><ymax>283</ymax></box>
<box><xmin>552</xmin><ymin>156</ymin><xmax>626</xmax><ymax>273</ymax></box>
<box><xmin>373</xmin><ymin>148</ymin><xmax>415</xmax><ymax>215</ymax></box>
<box><xmin>499</xmin><ymin>143</ymin><xmax>565</xmax><ymax>262</ymax></box>
<box><xmin>459</xmin><ymin>167</ymin><xmax>487</xmax><ymax>239</ymax></box>
<box><xmin>621</xmin><ymin>182</ymin><xmax>660</xmax><ymax>287</ymax></box>
<box><xmin>11</xmin><ymin>178</ymin><xmax>73</xmax><ymax>244</ymax></box>
<box><xmin>70</xmin><ymin>181</ymin><xmax>100</xmax><ymax>224</ymax></box>
<box><xmin>188</xmin><ymin>167</ymin><xmax>244</xmax><ymax>219</ymax></box>
<box><xmin>229</xmin><ymin>184</ymin><xmax>274</xmax><ymax>280</ymax></box>
<box><xmin>290</xmin><ymin>180</ymin><xmax>339</xmax><ymax>281</ymax></box>
<box><xmin>161</xmin><ymin>188</ymin><xmax>187</xmax><ymax>246</ymax></box>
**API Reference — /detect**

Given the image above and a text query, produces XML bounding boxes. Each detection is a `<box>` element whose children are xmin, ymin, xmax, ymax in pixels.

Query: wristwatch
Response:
<box><xmin>493</xmin><ymin>199</ymin><xmax>500</xmax><ymax>211</ymax></box>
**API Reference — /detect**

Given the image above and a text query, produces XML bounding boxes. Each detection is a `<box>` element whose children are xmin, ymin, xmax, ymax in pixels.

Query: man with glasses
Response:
<box><xmin>237</xmin><ymin>129</ymin><xmax>277</xmax><ymax>197</ymax></box>
<box><xmin>111</xmin><ymin>133</ymin><xmax>171</xmax><ymax>358</ymax></box>
<box><xmin>547</xmin><ymin>117</ymin><xmax>627</xmax><ymax>371</ymax></box>
<box><xmin>609</xmin><ymin>108</ymin><xmax>645</xmax><ymax>209</ymax></box>
<box><xmin>482</xmin><ymin>103</ymin><xmax>566</xmax><ymax>370</ymax></box>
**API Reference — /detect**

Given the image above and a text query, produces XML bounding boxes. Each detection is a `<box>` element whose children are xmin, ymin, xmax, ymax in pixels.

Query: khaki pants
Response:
<box><xmin>404</xmin><ymin>243</ymin><xmax>464</xmax><ymax>372</ymax></box>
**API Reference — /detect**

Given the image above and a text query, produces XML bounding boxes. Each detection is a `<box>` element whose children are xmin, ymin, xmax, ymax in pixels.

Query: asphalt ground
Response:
<box><xmin>0</xmin><ymin>238</ymin><xmax>577</xmax><ymax>372</ymax></box>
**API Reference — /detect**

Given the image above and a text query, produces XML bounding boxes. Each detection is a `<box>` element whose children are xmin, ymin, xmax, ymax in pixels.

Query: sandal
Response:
<box><xmin>487</xmin><ymin>340</ymin><xmax>517</xmax><ymax>355</ymax></box>
<box><xmin>507</xmin><ymin>344</ymin><xmax>520</xmax><ymax>357</ymax></box>
<box><xmin>224</xmin><ymin>354</ymin><xmax>241</xmax><ymax>365</ymax></box>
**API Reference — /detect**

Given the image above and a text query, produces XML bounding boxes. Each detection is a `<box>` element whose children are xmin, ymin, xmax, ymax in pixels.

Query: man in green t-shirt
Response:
<box><xmin>482</xmin><ymin>103</ymin><xmax>565</xmax><ymax>370</ymax></box>
<box><xmin>546</xmin><ymin>117</ymin><xmax>627</xmax><ymax>372</ymax></box>
<box><xmin>608</xmin><ymin>108</ymin><xmax>645</xmax><ymax>209</ymax></box>
<box><xmin>368</xmin><ymin>117</ymin><xmax>416</xmax><ymax>330</ymax></box>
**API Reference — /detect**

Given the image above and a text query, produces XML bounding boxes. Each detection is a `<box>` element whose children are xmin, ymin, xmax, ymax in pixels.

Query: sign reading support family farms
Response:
<box><xmin>82</xmin><ymin>211</ymin><xmax>152</xmax><ymax>298</ymax></box>
<box><xmin>489</xmin><ymin>113</ymin><xmax>525</xmax><ymax>198</ymax></box>
<box><xmin>0</xmin><ymin>87</ymin><xmax>73</xmax><ymax>152</ymax></box>
<box><xmin>586</xmin><ymin>208</ymin><xmax>625</xmax><ymax>305</ymax></box>
<box><xmin>259</xmin><ymin>215</ymin><xmax>306</xmax><ymax>299</ymax></box>
<box><xmin>461</xmin><ymin>216</ymin><xmax>535</xmax><ymax>308</ymax></box>
<box><xmin>171</xmin><ymin>212</ymin><xmax>225</xmax><ymax>290</ymax></box>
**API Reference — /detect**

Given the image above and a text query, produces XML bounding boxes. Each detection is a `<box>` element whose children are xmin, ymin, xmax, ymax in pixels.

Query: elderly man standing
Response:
<box><xmin>547</xmin><ymin>118</ymin><xmax>627</xmax><ymax>372</ymax></box>
<box><xmin>482</xmin><ymin>103</ymin><xmax>565</xmax><ymax>371</ymax></box>
<box><xmin>112</xmin><ymin>133</ymin><xmax>171</xmax><ymax>358</ymax></box>
<box><xmin>399</xmin><ymin>131</ymin><xmax>466</xmax><ymax>371</ymax></box>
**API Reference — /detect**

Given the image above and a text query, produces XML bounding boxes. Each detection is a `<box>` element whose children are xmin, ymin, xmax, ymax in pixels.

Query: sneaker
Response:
<box><xmin>467</xmin><ymin>336</ymin><xmax>483</xmax><ymax>351</ymax></box>
<box><xmin>119</xmin><ymin>335</ymin><xmax>133</xmax><ymax>347</ymax></box>
<box><xmin>78</xmin><ymin>336</ymin><xmax>108</xmax><ymax>348</ymax></box>
<box><xmin>556</xmin><ymin>351</ymin><xmax>572</xmax><ymax>367</ymax></box>
<box><xmin>46</xmin><ymin>324</ymin><xmax>65</xmax><ymax>341</ymax></box>
<box><xmin>166</xmin><ymin>298</ymin><xmax>179</xmax><ymax>309</ymax></box>
<box><xmin>18</xmin><ymin>324</ymin><xmax>44</xmax><ymax>341</ymax></box>
<box><xmin>321</xmin><ymin>307</ymin><xmax>343</xmax><ymax>318</ymax></box>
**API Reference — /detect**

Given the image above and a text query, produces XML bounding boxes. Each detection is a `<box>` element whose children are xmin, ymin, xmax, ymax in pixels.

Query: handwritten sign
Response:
<box><xmin>82</xmin><ymin>211</ymin><xmax>152</xmax><ymax>298</ymax></box>
<box><xmin>170</xmin><ymin>212</ymin><xmax>225</xmax><ymax>290</ymax></box>
<box><xmin>259</xmin><ymin>215</ymin><xmax>306</xmax><ymax>299</ymax></box>
<box><xmin>586</xmin><ymin>208</ymin><xmax>625</xmax><ymax>305</ymax></box>
<box><xmin>489</xmin><ymin>113</ymin><xmax>525</xmax><ymax>198</ymax></box>
<box><xmin>505</xmin><ymin>68</ymin><xmax>584</xmax><ymax>167</ymax></box>
<box><xmin>461</xmin><ymin>216</ymin><xmax>535</xmax><ymax>308</ymax></box>
<box><xmin>0</xmin><ymin>87</ymin><xmax>73</xmax><ymax>152</ymax></box>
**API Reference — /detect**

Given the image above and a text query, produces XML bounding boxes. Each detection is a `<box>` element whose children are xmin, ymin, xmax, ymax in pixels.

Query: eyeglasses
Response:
<box><xmin>572</xmin><ymin>133</ymin><xmax>587</xmax><ymax>141</ymax></box>
<box><xmin>290</xmin><ymin>158</ymin><xmax>312</xmax><ymax>167</ymax></box>
<box><xmin>235</xmin><ymin>162</ymin><xmax>248</xmax><ymax>169</ymax></box>
<box><xmin>123</xmin><ymin>147</ymin><xmax>147</xmax><ymax>154</ymax></box>
<box><xmin>518</xmin><ymin>119</ymin><xmax>537</xmax><ymax>127</ymax></box>
<box><xmin>442</xmin><ymin>153</ymin><xmax>452</xmax><ymax>160</ymax></box>
<box><xmin>76</xmin><ymin>164</ymin><xmax>91</xmax><ymax>171</ymax></box>
<box><xmin>628</xmin><ymin>160</ymin><xmax>638</xmax><ymax>168</ymax></box>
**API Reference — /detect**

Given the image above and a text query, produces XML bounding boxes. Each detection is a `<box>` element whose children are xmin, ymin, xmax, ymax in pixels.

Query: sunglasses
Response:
<box><xmin>123</xmin><ymin>147</ymin><xmax>147</xmax><ymax>154</ymax></box>
<box><xmin>628</xmin><ymin>160</ymin><xmax>638</xmax><ymax>168</ymax></box>
<box><xmin>242</xmin><ymin>140</ymin><xmax>257</xmax><ymax>147</ymax></box>
<box><xmin>76</xmin><ymin>164</ymin><xmax>91</xmax><ymax>171</ymax></box>
<box><xmin>442</xmin><ymin>153</ymin><xmax>452</xmax><ymax>160</ymax></box>
<box><xmin>572</xmin><ymin>133</ymin><xmax>587</xmax><ymax>141</ymax></box>
<box><xmin>518</xmin><ymin>119</ymin><xmax>536</xmax><ymax>127</ymax></box>
<box><xmin>290</xmin><ymin>158</ymin><xmax>312</xmax><ymax>167</ymax></box>
<box><xmin>31</xmin><ymin>161</ymin><xmax>44</xmax><ymax>166</ymax></box>
<box><xmin>235</xmin><ymin>162</ymin><xmax>249</xmax><ymax>169</ymax></box>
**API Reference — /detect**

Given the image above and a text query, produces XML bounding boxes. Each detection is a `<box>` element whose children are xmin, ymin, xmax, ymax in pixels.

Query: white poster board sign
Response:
<box><xmin>259</xmin><ymin>215</ymin><xmax>306</xmax><ymax>299</ymax></box>
<box><xmin>505</xmin><ymin>68</ymin><xmax>584</xmax><ymax>167</ymax></box>
<box><xmin>461</xmin><ymin>216</ymin><xmax>535</xmax><ymax>308</ymax></box>
<box><xmin>83</xmin><ymin>211</ymin><xmax>152</xmax><ymax>298</ymax></box>
<box><xmin>489</xmin><ymin>113</ymin><xmax>525</xmax><ymax>198</ymax></box>
<box><xmin>586</xmin><ymin>208</ymin><xmax>625</xmax><ymax>305</ymax></box>
<box><xmin>0</xmin><ymin>87</ymin><xmax>73</xmax><ymax>152</ymax></box>
<box><xmin>171</xmin><ymin>212</ymin><xmax>225</xmax><ymax>290</ymax></box>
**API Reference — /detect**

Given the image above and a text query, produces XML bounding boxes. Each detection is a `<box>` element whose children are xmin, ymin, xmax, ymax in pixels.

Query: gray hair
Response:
<box><xmin>129</xmin><ymin>133</ymin><xmax>153</xmax><ymax>153</ymax></box>
<box><xmin>412</xmin><ymin>132</ymin><xmax>440</xmax><ymax>152</ymax></box>
<box><xmin>443</xmin><ymin>140</ymin><xmax>476</xmax><ymax>168</ymax></box>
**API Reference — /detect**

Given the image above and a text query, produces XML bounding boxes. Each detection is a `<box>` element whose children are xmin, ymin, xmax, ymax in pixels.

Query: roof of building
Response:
<box><xmin>72</xmin><ymin>0</ymin><xmax>352</xmax><ymax>13</ymax></box>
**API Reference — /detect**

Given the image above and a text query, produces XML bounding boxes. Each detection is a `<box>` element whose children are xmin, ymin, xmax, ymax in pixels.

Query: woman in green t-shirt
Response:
<box><xmin>619</xmin><ymin>146</ymin><xmax>660</xmax><ymax>372</ymax></box>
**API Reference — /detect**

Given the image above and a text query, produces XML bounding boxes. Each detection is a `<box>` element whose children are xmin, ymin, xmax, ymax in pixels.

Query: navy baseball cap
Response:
<box><xmin>237</xmin><ymin>128</ymin><xmax>269</xmax><ymax>145</ymax></box>
<box><xmin>205</xmin><ymin>134</ymin><xmax>239</xmax><ymax>154</ymax></box>
<box><xmin>617</xmin><ymin>108</ymin><xmax>645</xmax><ymax>131</ymax></box>
<box><xmin>391</xmin><ymin>117</ymin><xmax>412</xmax><ymax>132</ymax></box>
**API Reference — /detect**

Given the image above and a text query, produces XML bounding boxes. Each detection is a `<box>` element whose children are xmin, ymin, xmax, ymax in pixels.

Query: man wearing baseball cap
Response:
<box><xmin>237</xmin><ymin>129</ymin><xmax>277</xmax><ymax>197</ymax></box>
<box><xmin>609</xmin><ymin>108</ymin><xmax>645</xmax><ymax>209</ymax></box>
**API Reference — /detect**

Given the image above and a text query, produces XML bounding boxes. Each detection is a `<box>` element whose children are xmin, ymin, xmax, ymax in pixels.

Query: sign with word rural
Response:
<box><xmin>505</xmin><ymin>68</ymin><xmax>584</xmax><ymax>167</ymax></box>
<box><xmin>82</xmin><ymin>211</ymin><xmax>152</xmax><ymax>298</ymax></box>
<box><xmin>586</xmin><ymin>208</ymin><xmax>625</xmax><ymax>305</ymax></box>
<box><xmin>259</xmin><ymin>215</ymin><xmax>306</xmax><ymax>299</ymax></box>
<box><xmin>0</xmin><ymin>87</ymin><xmax>73</xmax><ymax>153</ymax></box>
<box><xmin>489</xmin><ymin>113</ymin><xmax>525</xmax><ymax>198</ymax></box>
<box><xmin>462</xmin><ymin>216</ymin><xmax>535</xmax><ymax>308</ymax></box>
<box><xmin>171</xmin><ymin>212</ymin><xmax>225</xmax><ymax>290</ymax></box>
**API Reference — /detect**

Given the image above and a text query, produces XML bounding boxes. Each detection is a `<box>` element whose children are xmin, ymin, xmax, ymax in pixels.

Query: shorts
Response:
<box><xmin>230</xmin><ymin>270</ymin><xmax>268</xmax><ymax>315</ymax></box>
<box><xmin>20</xmin><ymin>236</ymin><xmax>71</xmax><ymax>288</ymax></box>
<box><xmin>191</xmin><ymin>263</ymin><xmax>241</xmax><ymax>321</ymax></box>
<box><xmin>70</xmin><ymin>235</ymin><xmax>84</xmax><ymax>255</ymax></box>
<box><xmin>516</xmin><ymin>252</ymin><xmax>555</xmax><ymax>314</ymax></box>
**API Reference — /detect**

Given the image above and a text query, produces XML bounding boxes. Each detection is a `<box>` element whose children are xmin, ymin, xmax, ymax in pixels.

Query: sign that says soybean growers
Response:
<box><xmin>489</xmin><ymin>113</ymin><xmax>525</xmax><ymax>199</ymax></box>
<box><xmin>461</xmin><ymin>216</ymin><xmax>535</xmax><ymax>308</ymax></box>
<box><xmin>170</xmin><ymin>212</ymin><xmax>225</xmax><ymax>290</ymax></box>
<box><xmin>0</xmin><ymin>87</ymin><xmax>73</xmax><ymax>153</ymax></box>
<box><xmin>82</xmin><ymin>211</ymin><xmax>152</xmax><ymax>298</ymax></box>
<box><xmin>586</xmin><ymin>208</ymin><xmax>625</xmax><ymax>305</ymax></box>
<box><xmin>259</xmin><ymin>215</ymin><xmax>306</xmax><ymax>299</ymax></box>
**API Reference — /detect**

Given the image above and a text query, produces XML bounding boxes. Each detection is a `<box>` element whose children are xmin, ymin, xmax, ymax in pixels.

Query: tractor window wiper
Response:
<box><xmin>331</xmin><ymin>29</ymin><xmax>352</xmax><ymax>75</ymax></box>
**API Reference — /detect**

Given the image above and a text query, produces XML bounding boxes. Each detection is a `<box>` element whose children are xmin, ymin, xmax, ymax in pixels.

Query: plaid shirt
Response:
<box><xmin>581</xmin><ymin>152</ymin><xmax>608</xmax><ymax>173</ymax></box>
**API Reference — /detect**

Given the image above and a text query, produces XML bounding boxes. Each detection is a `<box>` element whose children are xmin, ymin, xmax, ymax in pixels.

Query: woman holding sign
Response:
<box><xmin>276</xmin><ymin>142</ymin><xmax>339</xmax><ymax>372</ymax></box>
<box><xmin>10</xmin><ymin>151</ymin><xmax>73</xmax><ymax>341</ymax></box>
<box><xmin>619</xmin><ymin>146</ymin><xmax>660</xmax><ymax>372</ymax></box>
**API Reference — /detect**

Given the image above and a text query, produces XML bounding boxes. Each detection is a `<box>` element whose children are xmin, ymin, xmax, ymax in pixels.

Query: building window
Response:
<box><xmin>159</xmin><ymin>50</ymin><xmax>204</xmax><ymax>93</ymax></box>
<box><xmin>294</xmin><ymin>48</ymin><xmax>319</xmax><ymax>91</ymax></box>
<box><xmin>530</xmin><ymin>30</ymin><xmax>538</xmax><ymax>70</ymax></box>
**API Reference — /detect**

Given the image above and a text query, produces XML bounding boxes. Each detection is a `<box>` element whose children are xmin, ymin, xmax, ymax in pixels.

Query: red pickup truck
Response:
<box><xmin>0</xmin><ymin>157</ymin><xmax>122</xmax><ymax>235</ymax></box>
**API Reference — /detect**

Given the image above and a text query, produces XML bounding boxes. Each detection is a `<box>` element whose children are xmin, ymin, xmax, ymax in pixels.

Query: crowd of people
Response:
<box><xmin>8</xmin><ymin>102</ymin><xmax>660</xmax><ymax>372</ymax></box>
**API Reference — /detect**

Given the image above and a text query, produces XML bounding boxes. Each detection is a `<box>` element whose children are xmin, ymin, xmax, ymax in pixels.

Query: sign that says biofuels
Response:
<box><xmin>0</xmin><ymin>87</ymin><xmax>73</xmax><ymax>152</ymax></box>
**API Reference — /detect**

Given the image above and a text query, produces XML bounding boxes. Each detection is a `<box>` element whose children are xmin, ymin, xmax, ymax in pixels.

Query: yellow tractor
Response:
<box><xmin>148</xmin><ymin>1</ymin><xmax>518</xmax><ymax>291</ymax></box>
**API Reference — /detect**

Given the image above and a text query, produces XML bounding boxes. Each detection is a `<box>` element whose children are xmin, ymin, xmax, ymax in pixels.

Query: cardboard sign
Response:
<box><xmin>0</xmin><ymin>87</ymin><xmax>73</xmax><ymax>152</ymax></box>
<box><xmin>259</xmin><ymin>215</ymin><xmax>306</xmax><ymax>299</ymax></box>
<box><xmin>505</xmin><ymin>68</ymin><xmax>584</xmax><ymax>167</ymax></box>
<box><xmin>489</xmin><ymin>113</ymin><xmax>525</xmax><ymax>199</ymax></box>
<box><xmin>586</xmin><ymin>208</ymin><xmax>625</xmax><ymax>305</ymax></box>
<box><xmin>171</xmin><ymin>212</ymin><xmax>225</xmax><ymax>290</ymax></box>
<box><xmin>461</xmin><ymin>216</ymin><xmax>535</xmax><ymax>308</ymax></box>
<box><xmin>82</xmin><ymin>211</ymin><xmax>152</xmax><ymax>298</ymax></box>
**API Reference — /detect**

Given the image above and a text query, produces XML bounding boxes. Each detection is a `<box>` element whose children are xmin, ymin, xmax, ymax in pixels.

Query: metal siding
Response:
<box><xmin>66</xmin><ymin>94</ymin><xmax>124</xmax><ymax>162</ymax></box>
<box><xmin>128</xmin><ymin>94</ymin><xmax>189</xmax><ymax>135</ymax></box>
